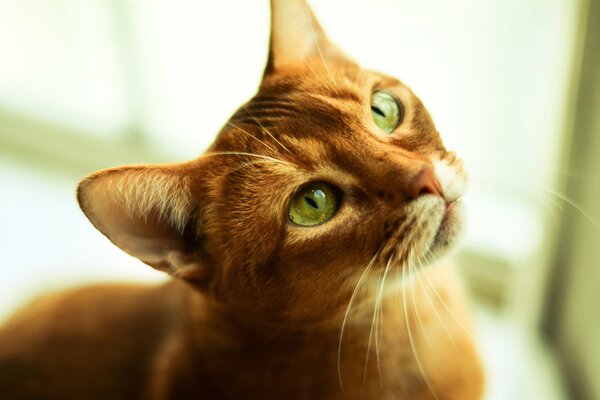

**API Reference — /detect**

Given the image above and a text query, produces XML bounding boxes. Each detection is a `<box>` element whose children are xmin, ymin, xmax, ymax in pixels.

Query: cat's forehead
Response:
<box><xmin>207</xmin><ymin>61</ymin><xmax>441</xmax><ymax>183</ymax></box>
<box><xmin>260</xmin><ymin>66</ymin><xmax>410</xmax><ymax>103</ymax></box>
<box><xmin>228</xmin><ymin>65</ymin><xmax>416</xmax><ymax>130</ymax></box>
<box><xmin>220</xmin><ymin>65</ymin><xmax>434</xmax><ymax>144</ymax></box>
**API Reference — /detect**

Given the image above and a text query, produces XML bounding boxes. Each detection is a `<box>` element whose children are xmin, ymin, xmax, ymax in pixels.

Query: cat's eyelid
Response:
<box><xmin>371</xmin><ymin>79</ymin><xmax>384</xmax><ymax>90</ymax></box>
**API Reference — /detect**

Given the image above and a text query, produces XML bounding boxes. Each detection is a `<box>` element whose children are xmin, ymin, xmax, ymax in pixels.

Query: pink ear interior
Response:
<box><xmin>77</xmin><ymin>165</ymin><xmax>207</xmax><ymax>280</ymax></box>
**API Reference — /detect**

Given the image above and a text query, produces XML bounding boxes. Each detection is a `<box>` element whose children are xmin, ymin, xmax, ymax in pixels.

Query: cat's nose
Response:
<box><xmin>405</xmin><ymin>165</ymin><xmax>443</xmax><ymax>200</ymax></box>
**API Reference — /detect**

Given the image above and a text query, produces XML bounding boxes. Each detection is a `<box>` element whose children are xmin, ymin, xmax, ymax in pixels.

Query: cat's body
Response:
<box><xmin>0</xmin><ymin>0</ymin><xmax>484</xmax><ymax>398</ymax></box>
<box><xmin>0</xmin><ymin>265</ymin><xmax>481</xmax><ymax>399</ymax></box>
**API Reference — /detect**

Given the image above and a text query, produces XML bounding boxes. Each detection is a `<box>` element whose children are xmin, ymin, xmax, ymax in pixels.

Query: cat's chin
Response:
<box><xmin>428</xmin><ymin>200</ymin><xmax>465</xmax><ymax>259</ymax></box>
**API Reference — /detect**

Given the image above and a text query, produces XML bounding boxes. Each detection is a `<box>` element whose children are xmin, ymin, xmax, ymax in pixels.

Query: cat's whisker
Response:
<box><xmin>363</xmin><ymin>260</ymin><xmax>385</xmax><ymax>384</ymax></box>
<box><xmin>225</xmin><ymin>122</ymin><xmax>279</xmax><ymax>154</ymax></box>
<box><xmin>402</xmin><ymin>254</ymin><xmax>439</xmax><ymax>400</ymax></box>
<box><xmin>529</xmin><ymin>187</ymin><xmax>566</xmax><ymax>225</ymax></box>
<box><xmin>407</xmin><ymin>261</ymin><xmax>434</xmax><ymax>351</ymax></box>
<box><xmin>466</xmin><ymin>158</ymin><xmax>585</xmax><ymax>181</ymax></box>
<box><xmin>203</xmin><ymin>151</ymin><xmax>292</xmax><ymax>167</ymax></box>
<box><xmin>413</xmin><ymin>257</ymin><xmax>458</xmax><ymax>351</ymax></box>
<box><xmin>534</xmin><ymin>185</ymin><xmax>600</xmax><ymax>230</ymax></box>
<box><xmin>420</xmin><ymin>251</ymin><xmax>474</xmax><ymax>342</ymax></box>
<box><xmin>227</xmin><ymin>159</ymin><xmax>275</xmax><ymax>175</ymax></box>
<box><xmin>468</xmin><ymin>172</ymin><xmax>600</xmax><ymax>230</ymax></box>
<box><xmin>467</xmin><ymin>175</ymin><xmax>565</xmax><ymax>222</ymax></box>
<box><xmin>240</xmin><ymin>107</ymin><xmax>293</xmax><ymax>155</ymax></box>
<box><xmin>337</xmin><ymin>247</ymin><xmax>382</xmax><ymax>390</ymax></box>
<box><xmin>373</xmin><ymin>253</ymin><xmax>394</xmax><ymax>388</ymax></box>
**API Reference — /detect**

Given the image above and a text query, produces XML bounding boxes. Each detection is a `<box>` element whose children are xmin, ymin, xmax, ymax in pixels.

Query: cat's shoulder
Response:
<box><xmin>0</xmin><ymin>280</ymin><xmax>188</xmax><ymax>352</ymax></box>
<box><xmin>0</xmin><ymin>280</ymin><xmax>192</xmax><ymax>399</ymax></box>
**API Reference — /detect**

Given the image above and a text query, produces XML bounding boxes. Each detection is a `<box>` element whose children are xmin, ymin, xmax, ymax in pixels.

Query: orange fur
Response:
<box><xmin>0</xmin><ymin>0</ymin><xmax>484</xmax><ymax>398</ymax></box>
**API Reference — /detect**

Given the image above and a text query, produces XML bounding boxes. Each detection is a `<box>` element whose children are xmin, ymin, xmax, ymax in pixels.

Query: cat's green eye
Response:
<box><xmin>289</xmin><ymin>183</ymin><xmax>339</xmax><ymax>226</ymax></box>
<box><xmin>371</xmin><ymin>91</ymin><xmax>403</xmax><ymax>134</ymax></box>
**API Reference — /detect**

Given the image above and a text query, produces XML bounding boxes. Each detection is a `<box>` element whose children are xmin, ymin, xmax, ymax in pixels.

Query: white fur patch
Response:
<box><xmin>433</xmin><ymin>159</ymin><xmax>467</xmax><ymax>202</ymax></box>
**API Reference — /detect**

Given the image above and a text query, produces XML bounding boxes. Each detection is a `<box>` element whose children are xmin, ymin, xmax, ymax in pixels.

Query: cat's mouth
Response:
<box><xmin>398</xmin><ymin>195</ymin><xmax>464</xmax><ymax>266</ymax></box>
<box><xmin>445</xmin><ymin>199</ymin><xmax>458</xmax><ymax>214</ymax></box>
<box><xmin>375</xmin><ymin>195</ymin><xmax>461</xmax><ymax>272</ymax></box>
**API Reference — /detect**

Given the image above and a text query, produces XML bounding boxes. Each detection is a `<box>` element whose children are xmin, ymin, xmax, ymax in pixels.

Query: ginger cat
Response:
<box><xmin>0</xmin><ymin>0</ymin><xmax>484</xmax><ymax>398</ymax></box>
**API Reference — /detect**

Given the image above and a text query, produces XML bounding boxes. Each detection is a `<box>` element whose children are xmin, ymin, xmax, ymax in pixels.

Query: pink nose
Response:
<box><xmin>406</xmin><ymin>165</ymin><xmax>443</xmax><ymax>200</ymax></box>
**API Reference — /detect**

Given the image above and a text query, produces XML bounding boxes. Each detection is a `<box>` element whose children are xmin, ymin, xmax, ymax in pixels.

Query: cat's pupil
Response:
<box><xmin>305</xmin><ymin>197</ymin><xmax>319</xmax><ymax>209</ymax></box>
<box><xmin>371</xmin><ymin>105</ymin><xmax>385</xmax><ymax>118</ymax></box>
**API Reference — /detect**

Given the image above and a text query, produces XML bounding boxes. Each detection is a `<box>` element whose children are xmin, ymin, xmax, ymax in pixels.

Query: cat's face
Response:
<box><xmin>202</xmin><ymin>66</ymin><xmax>466</xmax><ymax>322</ymax></box>
<box><xmin>78</xmin><ymin>0</ymin><xmax>466</xmax><ymax>325</ymax></box>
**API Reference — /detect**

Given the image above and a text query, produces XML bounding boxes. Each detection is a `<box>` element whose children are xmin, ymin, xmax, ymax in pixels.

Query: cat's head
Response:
<box><xmin>78</xmin><ymin>0</ymin><xmax>466</xmax><ymax>325</ymax></box>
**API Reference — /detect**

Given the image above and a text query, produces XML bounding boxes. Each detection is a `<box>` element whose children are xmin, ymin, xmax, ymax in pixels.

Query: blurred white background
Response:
<box><xmin>1</xmin><ymin>0</ymin><xmax>598</xmax><ymax>398</ymax></box>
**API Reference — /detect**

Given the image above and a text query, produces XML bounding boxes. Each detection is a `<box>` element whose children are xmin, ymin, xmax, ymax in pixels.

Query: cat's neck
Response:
<box><xmin>176</xmin><ymin>270</ymin><xmax>452</xmax><ymax>397</ymax></box>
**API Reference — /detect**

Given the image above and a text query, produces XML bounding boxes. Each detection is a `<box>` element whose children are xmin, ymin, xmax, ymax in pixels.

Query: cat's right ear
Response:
<box><xmin>264</xmin><ymin>0</ymin><xmax>353</xmax><ymax>75</ymax></box>
<box><xmin>77</xmin><ymin>162</ymin><xmax>211</xmax><ymax>284</ymax></box>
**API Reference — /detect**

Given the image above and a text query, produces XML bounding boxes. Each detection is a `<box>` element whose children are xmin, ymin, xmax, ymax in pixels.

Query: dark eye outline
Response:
<box><xmin>370</xmin><ymin>90</ymin><xmax>404</xmax><ymax>134</ymax></box>
<box><xmin>287</xmin><ymin>181</ymin><xmax>342</xmax><ymax>227</ymax></box>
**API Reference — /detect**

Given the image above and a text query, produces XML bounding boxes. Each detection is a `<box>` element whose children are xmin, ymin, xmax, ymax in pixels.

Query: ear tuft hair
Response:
<box><xmin>112</xmin><ymin>169</ymin><xmax>192</xmax><ymax>234</ymax></box>
<box><xmin>77</xmin><ymin>164</ymin><xmax>208</xmax><ymax>280</ymax></box>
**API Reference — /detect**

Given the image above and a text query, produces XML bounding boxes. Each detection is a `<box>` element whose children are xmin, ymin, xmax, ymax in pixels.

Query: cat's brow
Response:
<box><xmin>234</xmin><ymin>92</ymin><xmax>355</xmax><ymax>133</ymax></box>
<box><xmin>328</xmin><ymin>86</ymin><xmax>362</xmax><ymax>103</ymax></box>
<box><xmin>231</xmin><ymin>97</ymin><xmax>298</xmax><ymax>128</ymax></box>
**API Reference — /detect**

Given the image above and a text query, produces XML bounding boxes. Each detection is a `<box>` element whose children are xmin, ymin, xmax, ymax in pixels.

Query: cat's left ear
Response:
<box><xmin>77</xmin><ymin>163</ymin><xmax>208</xmax><ymax>282</ymax></box>
<box><xmin>264</xmin><ymin>0</ymin><xmax>354</xmax><ymax>75</ymax></box>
